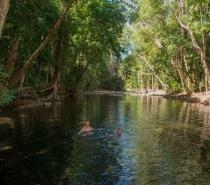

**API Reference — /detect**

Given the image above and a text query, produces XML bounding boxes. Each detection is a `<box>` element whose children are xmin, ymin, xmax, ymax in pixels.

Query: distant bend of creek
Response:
<box><xmin>0</xmin><ymin>95</ymin><xmax>210</xmax><ymax>185</ymax></box>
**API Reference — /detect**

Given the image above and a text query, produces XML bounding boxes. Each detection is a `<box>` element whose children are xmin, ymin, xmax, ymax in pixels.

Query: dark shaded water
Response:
<box><xmin>1</xmin><ymin>95</ymin><xmax>210</xmax><ymax>185</ymax></box>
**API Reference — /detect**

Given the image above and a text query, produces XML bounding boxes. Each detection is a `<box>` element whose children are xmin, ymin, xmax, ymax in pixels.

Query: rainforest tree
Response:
<box><xmin>121</xmin><ymin>0</ymin><xmax>210</xmax><ymax>93</ymax></box>
<box><xmin>0</xmin><ymin>0</ymin><xmax>129</xmax><ymax>104</ymax></box>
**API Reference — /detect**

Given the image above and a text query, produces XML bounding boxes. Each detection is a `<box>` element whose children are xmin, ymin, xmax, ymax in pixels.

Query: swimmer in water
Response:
<box><xmin>78</xmin><ymin>121</ymin><xmax>93</xmax><ymax>135</ymax></box>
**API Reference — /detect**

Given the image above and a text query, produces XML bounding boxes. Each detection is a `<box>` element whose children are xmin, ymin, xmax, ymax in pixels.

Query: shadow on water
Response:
<box><xmin>1</xmin><ymin>95</ymin><xmax>210</xmax><ymax>184</ymax></box>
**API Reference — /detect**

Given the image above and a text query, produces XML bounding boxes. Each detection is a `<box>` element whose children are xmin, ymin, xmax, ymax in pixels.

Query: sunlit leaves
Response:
<box><xmin>121</xmin><ymin>0</ymin><xmax>210</xmax><ymax>91</ymax></box>
<box><xmin>61</xmin><ymin>0</ymin><xmax>128</xmax><ymax>90</ymax></box>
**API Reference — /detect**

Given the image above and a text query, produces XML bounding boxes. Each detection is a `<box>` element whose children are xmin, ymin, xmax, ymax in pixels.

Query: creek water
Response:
<box><xmin>0</xmin><ymin>95</ymin><xmax>210</xmax><ymax>185</ymax></box>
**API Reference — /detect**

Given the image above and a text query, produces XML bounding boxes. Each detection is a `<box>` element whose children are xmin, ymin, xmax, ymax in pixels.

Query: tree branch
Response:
<box><xmin>168</xmin><ymin>1</ymin><xmax>203</xmax><ymax>54</ymax></box>
<box><xmin>8</xmin><ymin>0</ymin><xmax>74</xmax><ymax>88</ymax></box>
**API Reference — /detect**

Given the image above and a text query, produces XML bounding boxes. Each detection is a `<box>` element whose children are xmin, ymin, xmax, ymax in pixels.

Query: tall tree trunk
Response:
<box><xmin>140</xmin><ymin>73</ymin><xmax>143</xmax><ymax>91</ymax></box>
<box><xmin>8</xmin><ymin>0</ymin><xmax>74</xmax><ymax>88</ymax></box>
<box><xmin>51</xmin><ymin>25</ymin><xmax>63</xmax><ymax>100</ymax></box>
<box><xmin>179</xmin><ymin>2</ymin><xmax>191</xmax><ymax>93</ymax></box>
<box><xmin>193</xmin><ymin>57</ymin><xmax>199</xmax><ymax>91</ymax></box>
<box><xmin>19</xmin><ymin>73</ymin><xmax>25</xmax><ymax>88</ymax></box>
<box><xmin>0</xmin><ymin>0</ymin><xmax>10</xmax><ymax>36</ymax></box>
<box><xmin>4</xmin><ymin>37</ymin><xmax>18</xmax><ymax>87</ymax></box>
<box><xmin>199</xmin><ymin>1</ymin><xmax>207</xmax><ymax>91</ymax></box>
<box><xmin>46</xmin><ymin>65</ymin><xmax>49</xmax><ymax>84</ymax></box>
<box><xmin>37</xmin><ymin>59</ymin><xmax>42</xmax><ymax>80</ymax></box>
<box><xmin>174</xmin><ymin>57</ymin><xmax>187</xmax><ymax>90</ymax></box>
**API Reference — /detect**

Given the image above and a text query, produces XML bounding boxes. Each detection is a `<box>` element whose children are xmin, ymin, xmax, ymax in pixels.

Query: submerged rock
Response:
<box><xmin>0</xmin><ymin>146</ymin><xmax>12</xmax><ymax>152</ymax></box>
<box><xmin>0</xmin><ymin>117</ymin><xmax>14</xmax><ymax>129</ymax></box>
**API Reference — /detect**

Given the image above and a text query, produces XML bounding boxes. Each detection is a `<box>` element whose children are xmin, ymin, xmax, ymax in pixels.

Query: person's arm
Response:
<box><xmin>91</xmin><ymin>128</ymin><xmax>104</xmax><ymax>131</ymax></box>
<box><xmin>78</xmin><ymin>127</ymin><xmax>85</xmax><ymax>135</ymax></box>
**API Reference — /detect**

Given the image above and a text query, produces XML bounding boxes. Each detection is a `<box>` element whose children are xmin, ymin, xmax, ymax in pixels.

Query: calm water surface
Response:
<box><xmin>1</xmin><ymin>95</ymin><xmax>210</xmax><ymax>185</ymax></box>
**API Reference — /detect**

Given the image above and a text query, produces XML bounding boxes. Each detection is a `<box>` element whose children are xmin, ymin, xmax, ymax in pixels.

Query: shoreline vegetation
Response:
<box><xmin>1</xmin><ymin>89</ymin><xmax>210</xmax><ymax>110</ymax></box>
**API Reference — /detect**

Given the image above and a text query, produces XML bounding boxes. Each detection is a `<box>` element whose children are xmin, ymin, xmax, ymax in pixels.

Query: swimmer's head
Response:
<box><xmin>117</xmin><ymin>129</ymin><xmax>122</xmax><ymax>136</ymax></box>
<box><xmin>85</xmin><ymin>121</ymin><xmax>90</xmax><ymax>126</ymax></box>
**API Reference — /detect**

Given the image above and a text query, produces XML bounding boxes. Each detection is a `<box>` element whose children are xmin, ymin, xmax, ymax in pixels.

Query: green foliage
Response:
<box><xmin>0</xmin><ymin>0</ymin><xmax>132</xmax><ymax>94</ymax></box>
<box><xmin>60</xmin><ymin>0</ymin><xmax>128</xmax><ymax>90</ymax></box>
<box><xmin>2</xmin><ymin>0</ymin><xmax>209</xmax><ymax>96</ymax></box>
<box><xmin>0</xmin><ymin>88</ymin><xmax>15</xmax><ymax>106</ymax></box>
<box><xmin>0</xmin><ymin>0</ymin><xmax>63</xmax><ymax>85</ymax></box>
<box><xmin>0</xmin><ymin>67</ymin><xmax>15</xmax><ymax>106</ymax></box>
<box><xmin>120</xmin><ymin>0</ymin><xmax>210</xmax><ymax>92</ymax></box>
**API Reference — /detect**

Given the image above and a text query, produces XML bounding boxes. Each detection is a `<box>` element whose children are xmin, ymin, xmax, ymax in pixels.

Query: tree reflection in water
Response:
<box><xmin>0</xmin><ymin>95</ymin><xmax>210</xmax><ymax>184</ymax></box>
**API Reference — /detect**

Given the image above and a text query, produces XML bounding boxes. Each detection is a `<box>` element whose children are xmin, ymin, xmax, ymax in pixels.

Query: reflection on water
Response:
<box><xmin>1</xmin><ymin>95</ymin><xmax>210</xmax><ymax>184</ymax></box>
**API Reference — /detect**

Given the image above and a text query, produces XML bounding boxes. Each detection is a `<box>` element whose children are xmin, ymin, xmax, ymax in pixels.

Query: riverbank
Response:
<box><xmin>86</xmin><ymin>90</ymin><xmax>210</xmax><ymax>107</ymax></box>
<box><xmin>164</xmin><ymin>91</ymin><xmax>210</xmax><ymax>106</ymax></box>
<box><xmin>1</xmin><ymin>89</ymin><xmax>166</xmax><ymax>109</ymax></box>
<box><xmin>84</xmin><ymin>90</ymin><xmax>210</xmax><ymax>107</ymax></box>
<box><xmin>2</xmin><ymin>90</ymin><xmax>210</xmax><ymax>109</ymax></box>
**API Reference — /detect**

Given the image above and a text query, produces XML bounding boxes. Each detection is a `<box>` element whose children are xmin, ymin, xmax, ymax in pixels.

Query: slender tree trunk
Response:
<box><xmin>75</xmin><ymin>54</ymin><xmax>98</xmax><ymax>87</ymax></box>
<box><xmin>140</xmin><ymin>73</ymin><xmax>143</xmax><ymax>91</ymax></box>
<box><xmin>175</xmin><ymin>55</ymin><xmax>185</xmax><ymax>88</ymax></box>
<box><xmin>46</xmin><ymin>65</ymin><xmax>49</xmax><ymax>84</ymax></box>
<box><xmin>179</xmin><ymin>4</ymin><xmax>191</xmax><ymax>92</ymax></box>
<box><xmin>0</xmin><ymin>0</ymin><xmax>10</xmax><ymax>36</ymax></box>
<box><xmin>147</xmin><ymin>80</ymin><xmax>150</xmax><ymax>91</ymax></box>
<box><xmin>139</xmin><ymin>22</ymin><xmax>163</xmax><ymax>49</ymax></box>
<box><xmin>20</xmin><ymin>73</ymin><xmax>25</xmax><ymax>88</ymax></box>
<box><xmin>178</xmin><ymin>51</ymin><xmax>190</xmax><ymax>93</ymax></box>
<box><xmin>136</xmin><ymin>54</ymin><xmax>167</xmax><ymax>88</ymax></box>
<box><xmin>4</xmin><ymin>37</ymin><xmax>18</xmax><ymax>86</ymax></box>
<box><xmin>8</xmin><ymin>0</ymin><xmax>74</xmax><ymax>88</ymax></box>
<box><xmin>51</xmin><ymin>25</ymin><xmax>63</xmax><ymax>100</ymax></box>
<box><xmin>199</xmin><ymin>2</ymin><xmax>207</xmax><ymax>91</ymax></box>
<box><xmin>193</xmin><ymin>57</ymin><xmax>199</xmax><ymax>91</ymax></box>
<box><xmin>37</xmin><ymin>59</ymin><xmax>42</xmax><ymax>80</ymax></box>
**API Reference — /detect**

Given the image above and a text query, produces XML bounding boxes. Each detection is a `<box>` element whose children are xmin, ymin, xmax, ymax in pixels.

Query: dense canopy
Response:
<box><xmin>0</xmin><ymin>0</ymin><xmax>210</xmax><ymax>105</ymax></box>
